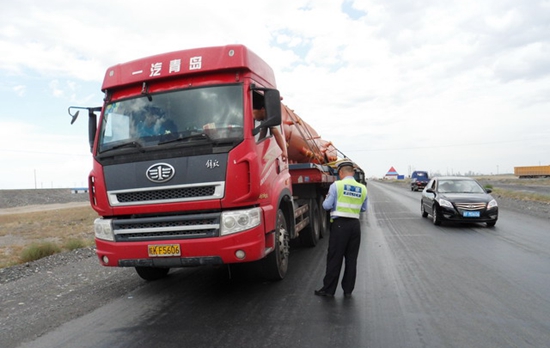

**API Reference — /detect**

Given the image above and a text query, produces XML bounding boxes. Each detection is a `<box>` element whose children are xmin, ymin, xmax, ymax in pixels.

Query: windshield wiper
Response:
<box><xmin>158</xmin><ymin>133</ymin><xmax>212</xmax><ymax>145</ymax></box>
<box><xmin>101</xmin><ymin>140</ymin><xmax>143</xmax><ymax>153</ymax></box>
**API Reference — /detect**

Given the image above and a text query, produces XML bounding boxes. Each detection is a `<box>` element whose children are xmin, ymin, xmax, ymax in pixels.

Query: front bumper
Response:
<box><xmin>439</xmin><ymin>207</ymin><xmax>498</xmax><ymax>223</ymax></box>
<box><xmin>95</xmin><ymin>225</ymin><xmax>267</xmax><ymax>267</ymax></box>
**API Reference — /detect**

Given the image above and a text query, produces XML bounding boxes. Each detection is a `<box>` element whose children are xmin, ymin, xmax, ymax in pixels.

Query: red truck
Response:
<box><xmin>70</xmin><ymin>45</ymin><xmax>365</xmax><ymax>281</ymax></box>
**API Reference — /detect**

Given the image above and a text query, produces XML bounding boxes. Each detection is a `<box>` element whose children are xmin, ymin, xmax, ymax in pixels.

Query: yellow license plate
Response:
<box><xmin>148</xmin><ymin>244</ymin><xmax>181</xmax><ymax>257</ymax></box>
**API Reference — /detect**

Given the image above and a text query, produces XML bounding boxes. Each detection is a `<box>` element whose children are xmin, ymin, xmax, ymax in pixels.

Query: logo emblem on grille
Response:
<box><xmin>146</xmin><ymin>163</ymin><xmax>175</xmax><ymax>183</ymax></box>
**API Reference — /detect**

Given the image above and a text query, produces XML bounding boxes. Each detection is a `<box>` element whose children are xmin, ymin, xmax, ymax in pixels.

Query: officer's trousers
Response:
<box><xmin>321</xmin><ymin>217</ymin><xmax>361</xmax><ymax>295</ymax></box>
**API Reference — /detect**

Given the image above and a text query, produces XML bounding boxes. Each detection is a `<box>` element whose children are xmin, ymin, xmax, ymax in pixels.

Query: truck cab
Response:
<box><xmin>72</xmin><ymin>45</ymin><xmax>348</xmax><ymax>282</ymax></box>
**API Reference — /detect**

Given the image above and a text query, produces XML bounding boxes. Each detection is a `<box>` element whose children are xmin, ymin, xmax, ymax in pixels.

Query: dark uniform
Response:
<box><xmin>315</xmin><ymin>161</ymin><xmax>367</xmax><ymax>298</ymax></box>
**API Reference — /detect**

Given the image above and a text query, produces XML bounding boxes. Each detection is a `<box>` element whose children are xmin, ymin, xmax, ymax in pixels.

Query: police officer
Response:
<box><xmin>315</xmin><ymin>160</ymin><xmax>368</xmax><ymax>298</ymax></box>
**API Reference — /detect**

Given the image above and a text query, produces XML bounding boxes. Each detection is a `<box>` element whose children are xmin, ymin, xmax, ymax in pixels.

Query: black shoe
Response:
<box><xmin>344</xmin><ymin>293</ymin><xmax>352</xmax><ymax>298</ymax></box>
<box><xmin>314</xmin><ymin>289</ymin><xmax>334</xmax><ymax>297</ymax></box>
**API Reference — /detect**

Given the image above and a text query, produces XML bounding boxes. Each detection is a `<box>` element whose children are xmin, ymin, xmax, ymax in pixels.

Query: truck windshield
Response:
<box><xmin>98</xmin><ymin>85</ymin><xmax>244</xmax><ymax>153</ymax></box>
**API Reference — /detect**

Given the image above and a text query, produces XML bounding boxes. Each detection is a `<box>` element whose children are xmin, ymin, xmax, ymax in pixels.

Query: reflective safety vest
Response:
<box><xmin>331</xmin><ymin>178</ymin><xmax>367</xmax><ymax>219</ymax></box>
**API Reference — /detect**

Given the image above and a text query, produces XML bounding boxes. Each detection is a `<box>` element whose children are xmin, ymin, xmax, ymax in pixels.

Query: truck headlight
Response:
<box><xmin>221</xmin><ymin>208</ymin><xmax>262</xmax><ymax>236</ymax></box>
<box><xmin>94</xmin><ymin>218</ymin><xmax>115</xmax><ymax>241</ymax></box>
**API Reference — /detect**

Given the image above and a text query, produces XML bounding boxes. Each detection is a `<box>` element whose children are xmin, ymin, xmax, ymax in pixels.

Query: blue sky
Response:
<box><xmin>1</xmin><ymin>0</ymin><xmax>549</xmax><ymax>189</ymax></box>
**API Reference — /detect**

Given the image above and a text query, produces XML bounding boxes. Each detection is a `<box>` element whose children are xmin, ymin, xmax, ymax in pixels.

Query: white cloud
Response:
<box><xmin>13</xmin><ymin>85</ymin><xmax>26</xmax><ymax>97</ymax></box>
<box><xmin>0</xmin><ymin>0</ymin><xmax>549</xmax><ymax>184</ymax></box>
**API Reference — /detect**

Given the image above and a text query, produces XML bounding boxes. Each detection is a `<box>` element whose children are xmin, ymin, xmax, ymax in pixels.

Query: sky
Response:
<box><xmin>1</xmin><ymin>0</ymin><xmax>549</xmax><ymax>189</ymax></box>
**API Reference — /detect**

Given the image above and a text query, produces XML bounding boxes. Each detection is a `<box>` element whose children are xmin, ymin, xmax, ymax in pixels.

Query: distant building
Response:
<box><xmin>384</xmin><ymin>166</ymin><xmax>400</xmax><ymax>180</ymax></box>
<box><xmin>71</xmin><ymin>187</ymin><xmax>88</xmax><ymax>194</ymax></box>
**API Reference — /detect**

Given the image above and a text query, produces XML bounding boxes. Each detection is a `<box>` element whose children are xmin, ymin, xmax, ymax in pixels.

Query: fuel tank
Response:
<box><xmin>281</xmin><ymin>104</ymin><xmax>338</xmax><ymax>164</ymax></box>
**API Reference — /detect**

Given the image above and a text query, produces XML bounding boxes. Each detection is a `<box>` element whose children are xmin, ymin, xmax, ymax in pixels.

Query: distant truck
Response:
<box><xmin>410</xmin><ymin>171</ymin><xmax>430</xmax><ymax>191</ymax></box>
<box><xmin>70</xmin><ymin>45</ymin><xmax>365</xmax><ymax>281</ymax></box>
<box><xmin>514</xmin><ymin>165</ymin><xmax>550</xmax><ymax>179</ymax></box>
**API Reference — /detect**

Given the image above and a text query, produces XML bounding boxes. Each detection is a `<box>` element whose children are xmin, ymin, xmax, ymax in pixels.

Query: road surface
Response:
<box><xmin>10</xmin><ymin>181</ymin><xmax>550</xmax><ymax>348</ymax></box>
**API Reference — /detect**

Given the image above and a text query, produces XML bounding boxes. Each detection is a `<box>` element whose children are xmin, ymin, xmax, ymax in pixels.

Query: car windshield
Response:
<box><xmin>439</xmin><ymin>180</ymin><xmax>485</xmax><ymax>193</ymax></box>
<box><xmin>97</xmin><ymin>84</ymin><xmax>244</xmax><ymax>153</ymax></box>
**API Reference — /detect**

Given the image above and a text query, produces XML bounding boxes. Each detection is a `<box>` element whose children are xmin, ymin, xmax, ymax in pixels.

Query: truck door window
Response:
<box><xmin>252</xmin><ymin>91</ymin><xmax>274</xmax><ymax>142</ymax></box>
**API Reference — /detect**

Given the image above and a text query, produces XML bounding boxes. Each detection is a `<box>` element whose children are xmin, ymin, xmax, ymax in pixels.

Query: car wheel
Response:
<box><xmin>421</xmin><ymin>201</ymin><xmax>428</xmax><ymax>218</ymax></box>
<box><xmin>486</xmin><ymin>221</ymin><xmax>496</xmax><ymax>227</ymax></box>
<box><xmin>432</xmin><ymin>204</ymin><xmax>441</xmax><ymax>225</ymax></box>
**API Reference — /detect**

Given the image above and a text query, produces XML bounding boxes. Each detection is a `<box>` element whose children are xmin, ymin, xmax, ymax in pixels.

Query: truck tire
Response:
<box><xmin>261</xmin><ymin>209</ymin><xmax>290</xmax><ymax>280</ymax></box>
<box><xmin>318</xmin><ymin>196</ymin><xmax>329</xmax><ymax>238</ymax></box>
<box><xmin>300</xmin><ymin>199</ymin><xmax>320</xmax><ymax>247</ymax></box>
<box><xmin>135</xmin><ymin>267</ymin><xmax>170</xmax><ymax>281</ymax></box>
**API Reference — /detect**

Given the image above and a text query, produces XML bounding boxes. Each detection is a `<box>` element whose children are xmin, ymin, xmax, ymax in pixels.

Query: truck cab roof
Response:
<box><xmin>102</xmin><ymin>45</ymin><xmax>276</xmax><ymax>91</ymax></box>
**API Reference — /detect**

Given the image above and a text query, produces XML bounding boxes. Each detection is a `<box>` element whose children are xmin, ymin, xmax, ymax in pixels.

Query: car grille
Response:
<box><xmin>455</xmin><ymin>202</ymin><xmax>487</xmax><ymax>210</ymax></box>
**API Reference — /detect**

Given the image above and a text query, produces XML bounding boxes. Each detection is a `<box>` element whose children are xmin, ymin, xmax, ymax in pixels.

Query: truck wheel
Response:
<box><xmin>135</xmin><ymin>267</ymin><xmax>170</xmax><ymax>281</ymax></box>
<box><xmin>262</xmin><ymin>209</ymin><xmax>290</xmax><ymax>280</ymax></box>
<box><xmin>300</xmin><ymin>199</ymin><xmax>320</xmax><ymax>247</ymax></box>
<box><xmin>318</xmin><ymin>197</ymin><xmax>329</xmax><ymax>238</ymax></box>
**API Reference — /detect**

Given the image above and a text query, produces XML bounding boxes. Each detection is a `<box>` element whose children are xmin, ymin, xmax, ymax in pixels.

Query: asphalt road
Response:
<box><xmin>16</xmin><ymin>181</ymin><xmax>550</xmax><ymax>348</ymax></box>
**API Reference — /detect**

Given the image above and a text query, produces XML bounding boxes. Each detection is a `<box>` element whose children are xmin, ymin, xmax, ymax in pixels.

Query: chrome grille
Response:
<box><xmin>117</xmin><ymin>186</ymin><xmax>215</xmax><ymax>203</ymax></box>
<box><xmin>455</xmin><ymin>202</ymin><xmax>486</xmax><ymax>210</ymax></box>
<box><xmin>113</xmin><ymin>213</ymin><xmax>220</xmax><ymax>241</ymax></box>
<box><xmin>107</xmin><ymin>182</ymin><xmax>224</xmax><ymax>206</ymax></box>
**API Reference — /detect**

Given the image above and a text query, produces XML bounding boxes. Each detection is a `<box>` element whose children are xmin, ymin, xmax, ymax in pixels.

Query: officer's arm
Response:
<box><xmin>322</xmin><ymin>184</ymin><xmax>337</xmax><ymax>211</ymax></box>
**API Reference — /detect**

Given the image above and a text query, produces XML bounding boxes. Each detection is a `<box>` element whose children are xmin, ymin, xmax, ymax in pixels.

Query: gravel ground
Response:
<box><xmin>0</xmin><ymin>184</ymin><xmax>548</xmax><ymax>347</ymax></box>
<box><xmin>485</xmin><ymin>195</ymin><xmax>549</xmax><ymax>219</ymax></box>
<box><xmin>0</xmin><ymin>248</ymin><xmax>140</xmax><ymax>348</ymax></box>
<box><xmin>0</xmin><ymin>188</ymin><xmax>89</xmax><ymax>209</ymax></box>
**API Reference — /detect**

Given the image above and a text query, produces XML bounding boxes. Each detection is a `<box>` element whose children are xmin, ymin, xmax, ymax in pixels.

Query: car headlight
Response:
<box><xmin>94</xmin><ymin>218</ymin><xmax>115</xmax><ymax>241</ymax></box>
<box><xmin>438</xmin><ymin>198</ymin><xmax>453</xmax><ymax>209</ymax></box>
<box><xmin>487</xmin><ymin>199</ymin><xmax>498</xmax><ymax>209</ymax></box>
<box><xmin>221</xmin><ymin>207</ymin><xmax>262</xmax><ymax>236</ymax></box>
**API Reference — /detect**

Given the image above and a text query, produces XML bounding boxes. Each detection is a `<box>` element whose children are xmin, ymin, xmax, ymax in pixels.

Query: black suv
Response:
<box><xmin>410</xmin><ymin>171</ymin><xmax>429</xmax><ymax>191</ymax></box>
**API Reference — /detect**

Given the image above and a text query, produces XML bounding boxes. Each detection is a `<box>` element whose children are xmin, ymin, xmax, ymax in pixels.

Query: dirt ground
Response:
<box><xmin>0</xmin><ymin>190</ymin><xmax>92</xmax><ymax>268</ymax></box>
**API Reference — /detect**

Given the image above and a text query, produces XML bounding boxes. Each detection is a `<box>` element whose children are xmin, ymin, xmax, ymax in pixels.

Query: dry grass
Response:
<box><xmin>492</xmin><ymin>188</ymin><xmax>550</xmax><ymax>203</ymax></box>
<box><xmin>0</xmin><ymin>206</ymin><xmax>97</xmax><ymax>268</ymax></box>
<box><xmin>475</xmin><ymin>175</ymin><xmax>550</xmax><ymax>186</ymax></box>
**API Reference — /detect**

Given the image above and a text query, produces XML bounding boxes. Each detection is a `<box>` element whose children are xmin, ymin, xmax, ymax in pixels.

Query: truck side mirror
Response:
<box><xmin>251</xmin><ymin>85</ymin><xmax>281</xmax><ymax>136</ymax></box>
<box><xmin>88</xmin><ymin>109</ymin><xmax>97</xmax><ymax>152</ymax></box>
<box><xmin>68</xmin><ymin>106</ymin><xmax>101</xmax><ymax>152</ymax></box>
<box><xmin>263</xmin><ymin>89</ymin><xmax>281</xmax><ymax>126</ymax></box>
